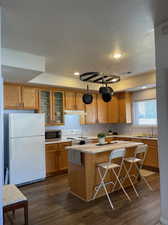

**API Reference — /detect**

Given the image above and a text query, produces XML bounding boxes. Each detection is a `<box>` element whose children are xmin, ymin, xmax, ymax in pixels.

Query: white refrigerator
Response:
<box><xmin>9</xmin><ymin>113</ymin><xmax>46</xmax><ymax>185</ymax></box>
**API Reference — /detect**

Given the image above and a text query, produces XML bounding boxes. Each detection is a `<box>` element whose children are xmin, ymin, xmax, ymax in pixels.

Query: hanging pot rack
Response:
<box><xmin>79</xmin><ymin>72</ymin><xmax>120</xmax><ymax>84</ymax></box>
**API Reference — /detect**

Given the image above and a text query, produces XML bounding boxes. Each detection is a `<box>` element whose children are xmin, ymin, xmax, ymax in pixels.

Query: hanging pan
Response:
<box><xmin>82</xmin><ymin>85</ymin><xmax>93</xmax><ymax>104</ymax></box>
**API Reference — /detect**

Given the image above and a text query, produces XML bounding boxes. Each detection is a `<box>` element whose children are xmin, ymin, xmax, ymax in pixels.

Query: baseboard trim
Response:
<box><xmin>160</xmin><ymin>216</ymin><xmax>168</xmax><ymax>225</ymax></box>
<box><xmin>142</xmin><ymin>165</ymin><xmax>159</xmax><ymax>173</ymax></box>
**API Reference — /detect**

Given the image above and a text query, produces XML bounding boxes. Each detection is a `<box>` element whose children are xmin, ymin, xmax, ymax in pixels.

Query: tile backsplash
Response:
<box><xmin>46</xmin><ymin>113</ymin><xmax>158</xmax><ymax>137</ymax></box>
<box><xmin>112</xmin><ymin>123</ymin><xmax>158</xmax><ymax>136</ymax></box>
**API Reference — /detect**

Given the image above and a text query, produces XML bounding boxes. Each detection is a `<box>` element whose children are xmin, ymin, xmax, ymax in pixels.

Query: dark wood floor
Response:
<box><xmin>5</xmin><ymin>174</ymin><xmax>160</xmax><ymax>225</ymax></box>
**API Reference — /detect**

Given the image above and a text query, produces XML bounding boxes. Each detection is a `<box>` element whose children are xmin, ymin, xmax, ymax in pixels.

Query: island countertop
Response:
<box><xmin>66</xmin><ymin>140</ymin><xmax>143</xmax><ymax>154</ymax></box>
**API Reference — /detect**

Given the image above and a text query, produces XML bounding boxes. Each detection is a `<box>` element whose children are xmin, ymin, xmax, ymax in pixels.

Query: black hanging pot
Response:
<box><xmin>102</xmin><ymin>92</ymin><xmax>112</xmax><ymax>102</ymax></box>
<box><xmin>99</xmin><ymin>86</ymin><xmax>108</xmax><ymax>94</ymax></box>
<box><xmin>82</xmin><ymin>85</ymin><xmax>93</xmax><ymax>104</ymax></box>
<box><xmin>107</xmin><ymin>86</ymin><xmax>114</xmax><ymax>96</ymax></box>
<box><xmin>99</xmin><ymin>84</ymin><xmax>114</xmax><ymax>95</ymax></box>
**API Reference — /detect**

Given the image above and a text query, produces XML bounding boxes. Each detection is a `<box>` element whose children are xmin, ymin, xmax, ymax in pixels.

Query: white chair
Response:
<box><xmin>93</xmin><ymin>148</ymin><xmax>131</xmax><ymax>209</ymax></box>
<box><xmin>123</xmin><ymin>144</ymin><xmax>153</xmax><ymax>197</ymax></box>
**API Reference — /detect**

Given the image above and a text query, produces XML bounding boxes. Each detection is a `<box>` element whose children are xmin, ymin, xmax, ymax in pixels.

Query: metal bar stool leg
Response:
<box><xmin>135</xmin><ymin>163</ymin><xmax>153</xmax><ymax>191</ymax></box>
<box><xmin>123</xmin><ymin>162</ymin><xmax>139</xmax><ymax>198</ymax></box>
<box><xmin>95</xmin><ymin>167</ymin><xmax>114</xmax><ymax>209</ymax></box>
<box><xmin>112</xmin><ymin>168</ymin><xmax>131</xmax><ymax>201</ymax></box>
<box><xmin>93</xmin><ymin>168</ymin><xmax>108</xmax><ymax>200</ymax></box>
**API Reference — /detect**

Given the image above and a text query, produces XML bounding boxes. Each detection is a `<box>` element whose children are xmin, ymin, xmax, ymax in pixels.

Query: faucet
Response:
<box><xmin>151</xmin><ymin>126</ymin><xmax>154</xmax><ymax>137</ymax></box>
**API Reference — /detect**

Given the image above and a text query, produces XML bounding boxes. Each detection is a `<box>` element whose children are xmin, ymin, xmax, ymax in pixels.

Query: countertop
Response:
<box><xmin>66</xmin><ymin>140</ymin><xmax>143</xmax><ymax>154</ymax></box>
<box><xmin>45</xmin><ymin>135</ymin><xmax>158</xmax><ymax>144</ymax></box>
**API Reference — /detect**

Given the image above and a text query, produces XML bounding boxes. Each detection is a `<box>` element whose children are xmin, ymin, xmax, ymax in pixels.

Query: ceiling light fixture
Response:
<box><xmin>74</xmin><ymin>72</ymin><xmax>80</xmax><ymax>76</ymax></box>
<box><xmin>113</xmin><ymin>53</ymin><xmax>122</xmax><ymax>60</ymax></box>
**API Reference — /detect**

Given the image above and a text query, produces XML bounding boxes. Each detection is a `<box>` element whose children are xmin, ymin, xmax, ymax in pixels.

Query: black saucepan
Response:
<box><xmin>102</xmin><ymin>92</ymin><xmax>112</xmax><ymax>102</ymax></box>
<box><xmin>99</xmin><ymin>84</ymin><xmax>114</xmax><ymax>95</ymax></box>
<box><xmin>82</xmin><ymin>85</ymin><xmax>93</xmax><ymax>104</ymax></box>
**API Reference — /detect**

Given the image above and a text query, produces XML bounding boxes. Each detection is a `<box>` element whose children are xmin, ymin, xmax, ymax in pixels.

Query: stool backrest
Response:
<box><xmin>135</xmin><ymin>144</ymin><xmax>148</xmax><ymax>154</ymax></box>
<box><xmin>135</xmin><ymin>144</ymin><xmax>148</xmax><ymax>165</ymax></box>
<box><xmin>109</xmin><ymin>148</ymin><xmax>125</xmax><ymax>162</ymax></box>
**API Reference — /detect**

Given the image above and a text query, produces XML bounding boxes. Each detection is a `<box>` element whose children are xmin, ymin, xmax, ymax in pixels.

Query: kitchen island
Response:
<box><xmin>66</xmin><ymin>140</ymin><xmax>143</xmax><ymax>201</ymax></box>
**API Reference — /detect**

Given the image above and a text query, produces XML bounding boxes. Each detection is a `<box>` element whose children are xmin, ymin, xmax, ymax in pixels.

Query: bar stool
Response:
<box><xmin>123</xmin><ymin>144</ymin><xmax>153</xmax><ymax>196</ymax></box>
<box><xmin>93</xmin><ymin>148</ymin><xmax>131</xmax><ymax>209</ymax></box>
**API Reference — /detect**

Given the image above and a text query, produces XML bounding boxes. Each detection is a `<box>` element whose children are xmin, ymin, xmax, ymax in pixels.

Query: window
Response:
<box><xmin>133</xmin><ymin>99</ymin><xmax>157</xmax><ymax>125</ymax></box>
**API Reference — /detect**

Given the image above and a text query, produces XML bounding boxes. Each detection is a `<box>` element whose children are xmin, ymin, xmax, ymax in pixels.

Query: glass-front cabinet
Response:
<box><xmin>52</xmin><ymin>91</ymin><xmax>64</xmax><ymax>125</ymax></box>
<box><xmin>39</xmin><ymin>89</ymin><xmax>51</xmax><ymax>124</ymax></box>
<box><xmin>39</xmin><ymin>89</ymin><xmax>64</xmax><ymax>125</ymax></box>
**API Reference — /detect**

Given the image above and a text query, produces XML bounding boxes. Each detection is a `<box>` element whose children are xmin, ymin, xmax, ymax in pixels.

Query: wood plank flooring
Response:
<box><xmin>5</xmin><ymin>174</ymin><xmax>160</xmax><ymax>225</ymax></box>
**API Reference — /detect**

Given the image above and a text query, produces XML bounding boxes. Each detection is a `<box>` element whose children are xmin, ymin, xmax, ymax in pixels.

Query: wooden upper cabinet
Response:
<box><xmin>4</xmin><ymin>83</ymin><xmax>22</xmax><ymax>109</ymax></box>
<box><xmin>85</xmin><ymin>94</ymin><xmax>97</xmax><ymax>124</ymax></box>
<box><xmin>22</xmin><ymin>86</ymin><xmax>38</xmax><ymax>110</ymax></box>
<box><xmin>118</xmin><ymin>92</ymin><xmax>132</xmax><ymax>123</ymax></box>
<box><xmin>75</xmin><ymin>92</ymin><xmax>85</xmax><ymax>111</ymax></box>
<box><xmin>65</xmin><ymin>91</ymin><xmax>76</xmax><ymax>110</ymax></box>
<box><xmin>107</xmin><ymin>95</ymin><xmax>119</xmax><ymax>123</ymax></box>
<box><xmin>97</xmin><ymin>95</ymin><xmax>108</xmax><ymax>123</ymax></box>
<box><xmin>4</xmin><ymin>83</ymin><xmax>38</xmax><ymax>110</ymax></box>
<box><xmin>52</xmin><ymin>91</ymin><xmax>64</xmax><ymax>125</ymax></box>
<box><xmin>39</xmin><ymin>89</ymin><xmax>52</xmax><ymax>124</ymax></box>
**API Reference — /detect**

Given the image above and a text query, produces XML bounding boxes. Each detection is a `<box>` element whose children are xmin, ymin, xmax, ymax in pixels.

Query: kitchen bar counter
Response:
<box><xmin>66</xmin><ymin>141</ymin><xmax>143</xmax><ymax>201</ymax></box>
<box><xmin>66</xmin><ymin>140</ymin><xmax>143</xmax><ymax>154</ymax></box>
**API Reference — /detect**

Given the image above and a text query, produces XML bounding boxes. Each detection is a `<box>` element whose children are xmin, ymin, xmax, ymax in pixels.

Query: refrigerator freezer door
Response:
<box><xmin>9</xmin><ymin>113</ymin><xmax>45</xmax><ymax>138</ymax></box>
<box><xmin>9</xmin><ymin>136</ymin><xmax>46</xmax><ymax>185</ymax></box>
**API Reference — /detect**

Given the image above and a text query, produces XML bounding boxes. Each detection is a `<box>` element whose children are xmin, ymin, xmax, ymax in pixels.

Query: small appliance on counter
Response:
<box><xmin>45</xmin><ymin>129</ymin><xmax>62</xmax><ymax>140</ymax></box>
<box><xmin>108</xmin><ymin>129</ymin><xmax>118</xmax><ymax>136</ymax></box>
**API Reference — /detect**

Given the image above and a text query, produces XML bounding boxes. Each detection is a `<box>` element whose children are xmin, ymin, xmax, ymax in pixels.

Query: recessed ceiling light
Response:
<box><xmin>74</xmin><ymin>72</ymin><xmax>80</xmax><ymax>76</ymax></box>
<box><xmin>113</xmin><ymin>53</ymin><xmax>122</xmax><ymax>60</ymax></box>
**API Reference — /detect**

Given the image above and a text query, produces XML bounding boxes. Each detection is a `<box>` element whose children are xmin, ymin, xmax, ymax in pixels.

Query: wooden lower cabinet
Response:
<box><xmin>114</xmin><ymin>137</ymin><xmax>159</xmax><ymax>170</ymax></box>
<box><xmin>45</xmin><ymin>142</ymin><xmax>72</xmax><ymax>177</ymax></box>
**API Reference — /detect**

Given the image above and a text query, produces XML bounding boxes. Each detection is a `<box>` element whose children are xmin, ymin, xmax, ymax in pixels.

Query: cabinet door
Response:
<box><xmin>85</xmin><ymin>94</ymin><xmax>97</xmax><ymax>124</ymax></box>
<box><xmin>76</xmin><ymin>92</ymin><xmax>85</xmax><ymax>111</ymax></box>
<box><xmin>39</xmin><ymin>90</ymin><xmax>52</xmax><ymax>124</ymax></box>
<box><xmin>58</xmin><ymin>142</ymin><xmax>71</xmax><ymax>171</ymax></box>
<box><xmin>45</xmin><ymin>144</ymin><xmax>60</xmax><ymax>176</ymax></box>
<box><xmin>97</xmin><ymin>95</ymin><xmax>108</xmax><ymax>123</ymax></box>
<box><xmin>52</xmin><ymin>91</ymin><xmax>64</xmax><ymax>125</ymax></box>
<box><xmin>4</xmin><ymin>83</ymin><xmax>22</xmax><ymax>109</ymax></box>
<box><xmin>22</xmin><ymin>86</ymin><xmax>38</xmax><ymax>110</ymax></box>
<box><xmin>45</xmin><ymin>150</ymin><xmax>60</xmax><ymax>176</ymax></box>
<box><xmin>144</xmin><ymin>145</ymin><xmax>159</xmax><ymax>168</ymax></box>
<box><xmin>65</xmin><ymin>91</ymin><xmax>76</xmax><ymax>110</ymax></box>
<box><xmin>107</xmin><ymin>95</ymin><xmax>119</xmax><ymax>123</ymax></box>
<box><xmin>118</xmin><ymin>92</ymin><xmax>132</xmax><ymax>123</ymax></box>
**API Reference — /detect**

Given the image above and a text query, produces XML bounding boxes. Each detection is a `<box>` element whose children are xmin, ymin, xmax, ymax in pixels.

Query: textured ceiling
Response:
<box><xmin>1</xmin><ymin>0</ymin><xmax>164</xmax><ymax>79</ymax></box>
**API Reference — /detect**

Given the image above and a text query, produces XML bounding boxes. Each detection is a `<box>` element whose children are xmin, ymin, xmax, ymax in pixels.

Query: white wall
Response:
<box><xmin>2</xmin><ymin>48</ymin><xmax>45</xmax><ymax>72</ymax></box>
<box><xmin>0</xmin><ymin>7</ymin><xmax>3</xmax><ymax>225</ymax></box>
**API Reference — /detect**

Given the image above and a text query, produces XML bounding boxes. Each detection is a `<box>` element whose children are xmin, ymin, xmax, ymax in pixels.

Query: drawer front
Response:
<box><xmin>46</xmin><ymin>143</ymin><xmax>60</xmax><ymax>152</ymax></box>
